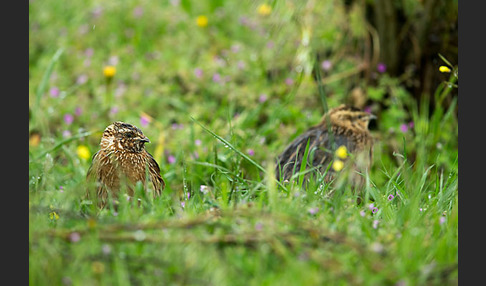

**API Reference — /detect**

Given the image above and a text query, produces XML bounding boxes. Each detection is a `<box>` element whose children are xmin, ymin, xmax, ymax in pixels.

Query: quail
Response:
<box><xmin>86</xmin><ymin>121</ymin><xmax>165</xmax><ymax>208</ymax></box>
<box><xmin>275</xmin><ymin>105</ymin><xmax>375</xmax><ymax>188</ymax></box>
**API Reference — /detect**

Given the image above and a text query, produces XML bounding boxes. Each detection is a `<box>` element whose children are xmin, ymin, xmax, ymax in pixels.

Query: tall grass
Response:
<box><xmin>29</xmin><ymin>0</ymin><xmax>457</xmax><ymax>285</ymax></box>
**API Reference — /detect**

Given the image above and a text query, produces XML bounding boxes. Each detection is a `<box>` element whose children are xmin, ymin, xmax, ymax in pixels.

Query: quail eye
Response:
<box><xmin>125</xmin><ymin>133</ymin><xmax>134</xmax><ymax>138</ymax></box>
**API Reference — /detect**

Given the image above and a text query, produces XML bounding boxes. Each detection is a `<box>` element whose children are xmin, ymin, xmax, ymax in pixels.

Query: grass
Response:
<box><xmin>29</xmin><ymin>0</ymin><xmax>458</xmax><ymax>285</ymax></box>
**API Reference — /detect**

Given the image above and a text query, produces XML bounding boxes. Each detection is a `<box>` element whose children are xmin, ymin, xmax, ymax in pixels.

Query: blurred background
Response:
<box><xmin>29</xmin><ymin>1</ymin><xmax>458</xmax><ymax>284</ymax></box>
<box><xmin>29</xmin><ymin>0</ymin><xmax>458</xmax><ymax>188</ymax></box>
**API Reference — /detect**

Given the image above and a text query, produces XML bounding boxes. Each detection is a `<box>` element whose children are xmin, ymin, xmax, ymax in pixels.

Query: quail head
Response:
<box><xmin>275</xmin><ymin>104</ymin><xmax>375</xmax><ymax>191</ymax></box>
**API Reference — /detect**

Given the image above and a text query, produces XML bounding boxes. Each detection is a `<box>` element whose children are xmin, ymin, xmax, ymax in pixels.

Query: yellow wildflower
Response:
<box><xmin>49</xmin><ymin>211</ymin><xmax>59</xmax><ymax>220</ymax></box>
<box><xmin>91</xmin><ymin>261</ymin><xmax>105</xmax><ymax>274</ymax></box>
<box><xmin>196</xmin><ymin>15</ymin><xmax>208</xmax><ymax>28</ymax></box>
<box><xmin>257</xmin><ymin>4</ymin><xmax>272</xmax><ymax>16</ymax></box>
<box><xmin>332</xmin><ymin>160</ymin><xmax>344</xmax><ymax>172</ymax></box>
<box><xmin>29</xmin><ymin>133</ymin><xmax>41</xmax><ymax>147</ymax></box>
<box><xmin>77</xmin><ymin>145</ymin><xmax>91</xmax><ymax>161</ymax></box>
<box><xmin>103</xmin><ymin>65</ymin><xmax>117</xmax><ymax>78</ymax></box>
<box><xmin>335</xmin><ymin>145</ymin><xmax>348</xmax><ymax>159</ymax></box>
<box><xmin>439</xmin><ymin>66</ymin><xmax>451</xmax><ymax>73</ymax></box>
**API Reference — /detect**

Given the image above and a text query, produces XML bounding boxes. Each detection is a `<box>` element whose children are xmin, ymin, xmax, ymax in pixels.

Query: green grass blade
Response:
<box><xmin>191</xmin><ymin>117</ymin><xmax>288</xmax><ymax>192</ymax></box>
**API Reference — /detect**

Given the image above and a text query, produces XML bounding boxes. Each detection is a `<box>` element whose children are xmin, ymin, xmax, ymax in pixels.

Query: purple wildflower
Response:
<box><xmin>180</xmin><ymin>201</ymin><xmax>185</xmax><ymax>208</ymax></box>
<box><xmin>194</xmin><ymin>68</ymin><xmax>203</xmax><ymax>78</ymax></box>
<box><xmin>64</xmin><ymin>114</ymin><xmax>74</xmax><ymax>125</ymax></box>
<box><xmin>400</xmin><ymin>123</ymin><xmax>408</xmax><ymax>133</ymax></box>
<box><xmin>247</xmin><ymin>149</ymin><xmax>255</xmax><ymax>156</ymax></box>
<box><xmin>49</xmin><ymin>87</ymin><xmax>60</xmax><ymax>98</ymax></box>
<box><xmin>76</xmin><ymin>74</ymin><xmax>88</xmax><ymax>85</ymax></box>
<box><xmin>372</xmin><ymin>207</ymin><xmax>378</xmax><ymax>214</ymax></box>
<box><xmin>59</xmin><ymin>186</ymin><xmax>64</xmax><ymax>193</ymax></box>
<box><xmin>258</xmin><ymin>94</ymin><xmax>268</xmax><ymax>103</ymax></box>
<box><xmin>255</xmin><ymin>222</ymin><xmax>263</xmax><ymax>231</ymax></box>
<box><xmin>84</xmin><ymin>48</ymin><xmax>94</xmax><ymax>57</ymax></box>
<box><xmin>439</xmin><ymin>216</ymin><xmax>446</xmax><ymax>225</ymax></box>
<box><xmin>377</xmin><ymin>62</ymin><xmax>387</xmax><ymax>73</ymax></box>
<box><xmin>231</xmin><ymin>44</ymin><xmax>241</xmax><ymax>53</ymax></box>
<box><xmin>195</xmin><ymin>139</ymin><xmax>202</xmax><ymax>146</ymax></box>
<box><xmin>140</xmin><ymin>115</ymin><xmax>150</xmax><ymax>127</ymax></box>
<box><xmin>372</xmin><ymin>220</ymin><xmax>379</xmax><ymax>229</ymax></box>
<box><xmin>212</xmin><ymin>73</ymin><xmax>222</xmax><ymax>83</ymax></box>
<box><xmin>200</xmin><ymin>185</ymin><xmax>209</xmax><ymax>194</ymax></box>
<box><xmin>308</xmin><ymin>207</ymin><xmax>319</xmax><ymax>215</ymax></box>
<box><xmin>110</xmin><ymin>106</ymin><xmax>119</xmax><ymax>115</ymax></box>
<box><xmin>364</xmin><ymin>106</ymin><xmax>372</xmax><ymax>113</ymax></box>
<box><xmin>321</xmin><ymin>60</ymin><xmax>332</xmax><ymax>71</ymax></box>
<box><xmin>133</xmin><ymin>6</ymin><xmax>144</xmax><ymax>18</ymax></box>
<box><xmin>167</xmin><ymin>155</ymin><xmax>176</xmax><ymax>164</ymax></box>
<box><xmin>69</xmin><ymin>232</ymin><xmax>81</xmax><ymax>243</ymax></box>
<box><xmin>171</xmin><ymin>123</ymin><xmax>184</xmax><ymax>130</ymax></box>
<box><xmin>62</xmin><ymin>130</ymin><xmax>71</xmax><ymax>138</ymax></box>
<box><xmin>101</xmin><ymin>244</ymin><xmax>112</xmax><ymax>255</ymax></box>
<box><xmin>408</xmin><ymin>121</ymin><xmax>414</xmax><ymax>129</ymax></box>
<box><xmin>237</xmin><ymin>60</ymin><xmax>246</xmax><ymax>70</ymax></box>
<box><xmin>359</xmin><ymin>210</ymin><xmax>366</xmax><ymax>217</ymax></box>
<box><xmin>75</xmin><ymin>107</ymin><xmax>83</xmax><ymax>116</ymax></box>
<box><xmin>285</xmin><ymin>77</ymin><xmax>294</xmax><ymax>86</ymax></box>
<box><xmin>388</xmin><ymin>194</ymin><xmax>395</xmax><ymax>201</ymax></box>
<box><xmin>266</xmin><ymin>41</ymin><xmax>274</xmax><ymax>49</ymax></box>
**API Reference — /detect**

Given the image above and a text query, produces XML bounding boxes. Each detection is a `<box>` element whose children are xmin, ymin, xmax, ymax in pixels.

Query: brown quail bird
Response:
<box><xmin>275</xmin><ymin>105</ymin><xmax>375</xmax><ymax>187</ymax></box>
<box><xmin>86</xmin><ymin>121</ymin><xmax>165</xmax><ymax>208</ymax></box>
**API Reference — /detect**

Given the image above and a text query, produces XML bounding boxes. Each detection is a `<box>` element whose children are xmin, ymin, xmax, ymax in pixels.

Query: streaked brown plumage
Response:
<box><xmin>86</xmin><ymin>121</ymin><xmax>165</xmax><ymax>208</ymax></box>
<box><xmin>275</xmin><ymin>105</ymin><xmax>375</xmax><ymax>187</ymax></box>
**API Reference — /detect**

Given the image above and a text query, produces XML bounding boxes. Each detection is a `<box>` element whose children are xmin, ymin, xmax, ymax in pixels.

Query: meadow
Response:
<box><xmin>29</xmin><ymin>1</ymin><xmax>458</xmax><ymax>285</ymax></box>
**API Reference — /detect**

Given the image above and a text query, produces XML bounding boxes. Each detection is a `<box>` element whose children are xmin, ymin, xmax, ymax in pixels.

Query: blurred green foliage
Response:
<box><xmin>29</xmin><ymin>0</ymin><xmax>457</xmax><ymax>285</ymax></box>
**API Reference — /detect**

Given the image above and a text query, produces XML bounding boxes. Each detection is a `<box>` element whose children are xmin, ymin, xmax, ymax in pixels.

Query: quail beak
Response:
<box><xmin>137</xmin><ymin>137</ymin><xmax>150</xmax><ymax>143</ymax></box>
<box><xmin>368</xmin><ymin>113</ymin><xmax>377</xmax><ymax>120</ymax></box>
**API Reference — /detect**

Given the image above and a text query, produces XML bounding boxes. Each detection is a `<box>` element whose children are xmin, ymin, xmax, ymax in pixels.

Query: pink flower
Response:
<box><xmin>321</xmin><ymin>60</ymin><xmax>332</xmax><ymax>71</ymax></box>
<box><xmin>84</xmin><ymin>48</ymin><xmax>94</xmax><ymax>57</ymax></box>
<box><xmin>255</xmin><ymin>222</ymin><xmax>263</xmax><ymax>231</ymax></box>
<box><xmin>140</xmin><ymin>115</ymin><xmax>150</xmax><ymax>127</ymax></box>
<box><xmin>439</xmin><ymin>216</ymin><xmax>446</xmax><ymax>225</ymax></box>
<box><xmin>194</xmin><ymin>68</ymin><xmax>203</xmax><ymax>78</ymax></box>
<box><xmin>400</xmin><ymin>123</ymin><xmax>408</xmax><ymax>133</ymax></box>
<box><xmin>237</xmin><ymin>60</ymin><xmax>246</xmax><ymax>70</ymax></box>
<box><xmin>69</xmin><ymin>232</ymin><xmax>81</xmax><ymax>243</ymax></box>
<box><xmin>308</xmin><ymin>207</ymin><xmax>319</xmax><ymax>215</ymax></box>
<box><xmin>76</xmin><ymin>74</ymin><xmax>88</xmax><ymax>85</ymax></box>
<box><xmin>285</xmin><ymin>78</ymin><xmax>294</xmax><ymax>86</ymax></box>
<box><xmin>110</xmin><ymin>106</ymin><xmax>119</xmax><ymax>115</ymax></box>
<box><xmin>258</xmin><ymin>94</ymin><xmax>268</xmax><ymax>103</ymax></box>
<box><xmin>388</xmin><ymin>194</ymin><xmax>395</xmax><ymax>201</ymax></box>
<box><xmin>377</xmin><ymin>63</ymin><xmax>387</xmax><ymax>73</ymax></box>
<box><xmin>49</xmin><ymin>87</ymin><xmax>60</xmax><ymax>98</ymax></box>
<box><xmin>372</xmin><ymin>220</ymin><xmax>379</xmax><ymax>229</ymax></box>
<box><xmin>62</xmin><ymin>130</ymin><xmax>71</xmax><ymax>138</ymax></box>
<box><xmin>247</xmin><ymin>149</ymin><xmax>255</xmax><ymax>156</ymax></box>
<box><xmin>64</xmin><ymin>114</ymin><xmax>74</xmax><ymax>125</ymax></box>
<box><xmin>75</xmin><ymin>107</ymin><xmax>83</xmax><ymax>116</ymax></box>
<box><xmin>212</xmin><ymin>73</ymin><xmax>221</xmax><ymax>83</ymax></box>
<box><xmin>167</xmin><ymin>155</ymin><xmax>176</xmax><ymax>164</ymax></box>
<box><xmin>133</xmin><ymin>6</ymin><xmax>144</xmax><ymax>18</ymax></box>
